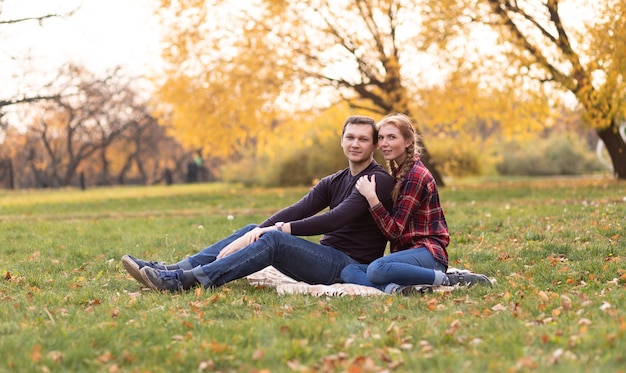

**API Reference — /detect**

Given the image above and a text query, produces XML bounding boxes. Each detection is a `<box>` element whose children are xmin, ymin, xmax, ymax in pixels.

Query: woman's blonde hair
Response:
<box><xmin>377</xmin><ymin>113</ymin><xmax>423</xmax><ymax>202</ymax></box>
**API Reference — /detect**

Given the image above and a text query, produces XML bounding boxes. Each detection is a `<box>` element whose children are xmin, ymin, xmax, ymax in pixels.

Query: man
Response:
<box><xmin>122</xmin><ymin>115</ymin><xmax>395</xmax><ymax>292</ymax></box>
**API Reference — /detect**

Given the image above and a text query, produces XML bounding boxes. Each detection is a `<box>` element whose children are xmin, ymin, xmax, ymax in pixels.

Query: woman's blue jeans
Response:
<box><xmin>340</xmin><ymin>247</ymin><xmax>447</xmax><ymax>291</ymax></box>
<box><xmin>177</xmin><ymin>224</ymin><xmax>359</xmax><ymax>288</ymax></box>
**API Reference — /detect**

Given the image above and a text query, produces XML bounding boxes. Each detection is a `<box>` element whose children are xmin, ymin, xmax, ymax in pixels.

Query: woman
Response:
<box><xmin>340</xmin><ymin>113</ymin><xmax>491</xmax><ymax>294</ymax></box>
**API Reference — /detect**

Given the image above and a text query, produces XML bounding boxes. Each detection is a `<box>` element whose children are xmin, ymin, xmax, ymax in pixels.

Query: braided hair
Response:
<box><xmin>377</xmin><ymin>113</ymin><xmax>423</xmax><ymax>203</ymax></box>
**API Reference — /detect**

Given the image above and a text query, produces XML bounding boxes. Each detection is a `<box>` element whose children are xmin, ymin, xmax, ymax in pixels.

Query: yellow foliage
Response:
<box><xmin>416</xmin><ymin>68</ymin><xmax>551</xmax><ymax>139</ymax></box>
<box><xmin>420</xmin><ymin>0</ymin><xmax>626</xmax><ymax>133</ymax></box>
<box><xmin>151</xmin><ymin>0</ymin><xmax>426</xmax><ymax>160</ymax></box>
<box><xmin>151</xmin><ymin>0</ymin><xmax>626</xmax><ymax>179</ymax></box>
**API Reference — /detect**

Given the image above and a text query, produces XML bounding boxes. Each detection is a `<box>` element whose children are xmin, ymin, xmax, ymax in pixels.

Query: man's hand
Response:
<box><xmin>216</xmin><ymin>235</ymin><xmax>248</xmax><ymax>259</ymax></box>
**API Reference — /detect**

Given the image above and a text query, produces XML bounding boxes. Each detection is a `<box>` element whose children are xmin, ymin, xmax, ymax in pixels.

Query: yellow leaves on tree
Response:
<box><xmin>417</xmin><ymin>69</ymin><xmax>552</xmax><ymax>140</ymax></box>
<box><xmin>153</xmin><ymin>0</ymin><xmax>286</xmax><ymax>159</ymax></box>
<box><xmin>152</xmin><ymin>0</ymin><xmax>447</xmax><ymax>183</ymax></box>
<box><xmin>421</xmin><ymin>0</ymin><xmax>626</xmax><ymax>178</ymax></box>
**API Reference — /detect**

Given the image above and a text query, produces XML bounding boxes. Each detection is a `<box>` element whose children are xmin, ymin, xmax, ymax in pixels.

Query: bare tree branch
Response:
<box><xmin>0</xmin><ymin>95</ymin><xmax>61</xmax><ymax>108</ymax></box>
<box><xmin>0</xmin><ymin>4</ymin><xmax>78</xmax><ymax>26</ymax></box>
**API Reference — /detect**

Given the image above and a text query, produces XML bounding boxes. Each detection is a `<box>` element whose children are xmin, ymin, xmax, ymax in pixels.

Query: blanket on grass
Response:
<box><xmin>246</xmin><ymin>266</ymin><xmax>469</xmax><ymax>297</ymax></box>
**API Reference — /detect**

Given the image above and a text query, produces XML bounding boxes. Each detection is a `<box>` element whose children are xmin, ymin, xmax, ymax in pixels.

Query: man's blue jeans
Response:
<box><xmin>340</xmin><ymin>247</ymin><xmax>447</xmax><ymax>291</ymax></box>
<box><xmin>176</xmin><ymin>224</ymin><xmax>359</xmax><ymax>288</ymax></box>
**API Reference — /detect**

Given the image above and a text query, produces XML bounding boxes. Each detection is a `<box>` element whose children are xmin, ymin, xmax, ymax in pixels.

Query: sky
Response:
<box><xmin>0</xmin><ymin>0</ymin><xmax>162</xmax><ymax>98</ymax></box>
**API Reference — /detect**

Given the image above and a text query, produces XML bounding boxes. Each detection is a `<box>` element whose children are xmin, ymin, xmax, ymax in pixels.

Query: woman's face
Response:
<box><xmin>377</xmin><ymin>124</ymin><xmax>411</xmax><ymax>163</ymax></box>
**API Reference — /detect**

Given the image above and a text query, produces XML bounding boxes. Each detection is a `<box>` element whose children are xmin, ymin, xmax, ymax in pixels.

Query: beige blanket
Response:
<box><xmin>246</xmin><ymin>266</ymin><xmax>464</xmax><ymax>297</ymax></box>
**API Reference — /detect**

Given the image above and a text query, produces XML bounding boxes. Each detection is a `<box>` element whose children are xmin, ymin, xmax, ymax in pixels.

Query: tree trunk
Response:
<box><xmin>597</xmin><ymin>123</ymin><xmax>626</xmax><ymax>179</ymax></box>
<box><xmin>7</xmin><ymin>158</ymin><xmax>14</xmax><ymax>189</ymax></box>
<box><xmin>419</xmin><ymin>144</ymin><xmax>445</xmax><ymax>187</ymax></box>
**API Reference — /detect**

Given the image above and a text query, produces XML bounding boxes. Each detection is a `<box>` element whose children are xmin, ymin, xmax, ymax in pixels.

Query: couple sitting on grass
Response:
<box><xmin>122</xmin><ymin>114</ymin><xmax>491</xmax><ymax>295</ymax></box>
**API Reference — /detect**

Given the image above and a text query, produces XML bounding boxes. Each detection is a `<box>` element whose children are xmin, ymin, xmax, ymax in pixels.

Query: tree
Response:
<box><xmin>18</xmin><ymin>66</ymin><xmax>132</xmax><ymax>187</ymax></box>
<box><xmin>421</xmin><ymin>0</ymin><xmax>626</xmax><ymax>179</ymax></box>
<box><xmin>0</xmin><ymin>64</ymin><xmax>190</xmax><ymax>189</ymax></box>
<box><xmin>154</xmin><ymin>0</ymin><xmax>446</xmax><ymax>184</ymax></box>
<box><xmin>153</xmin><ymin>0</ymin><xmax>285</xmax><ymax>164</ymax></box>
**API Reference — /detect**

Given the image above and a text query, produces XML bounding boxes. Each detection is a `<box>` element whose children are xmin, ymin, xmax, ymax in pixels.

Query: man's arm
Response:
<box><xmin>289</xmin><ymin>169</ymin><xmax>394</xmax><ymax>236</ymax></box>
<box><xmin>257</xmin><ymin>175</ymin><xmax>334</xmax><ymax>228</ymax></box>
<box><xmin>216</xmin><ymin>177</ymin><xmax>334</xmax><ymax>259</ymax></box>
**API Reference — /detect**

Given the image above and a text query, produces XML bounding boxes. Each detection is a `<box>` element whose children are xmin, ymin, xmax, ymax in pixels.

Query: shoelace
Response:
<box><xmin>158</xmin><ymin>270</ymin><xmax>182</xmax><ymax>281</ymax></box>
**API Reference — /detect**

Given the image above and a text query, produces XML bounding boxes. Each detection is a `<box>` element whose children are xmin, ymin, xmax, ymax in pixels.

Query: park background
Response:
<box><xmin>1</xmin><ymin>1</ymin><xmax>626</xmax><ymax>371</ymax></box>
<box><xmin>1</xmin><ymin>0</ymin><xmax>625</xmax><ymax>189</ymax></box>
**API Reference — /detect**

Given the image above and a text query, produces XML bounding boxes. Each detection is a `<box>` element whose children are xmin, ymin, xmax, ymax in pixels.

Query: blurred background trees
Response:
<box><xmin>1</xmin><ymin>0</ymin><xmax>621</xmax><ymax>189</ymax></box>
<box><xmin>0</xmin><ymin>65</ymin><xmax>191</xmax><ymax>188</ymax></box>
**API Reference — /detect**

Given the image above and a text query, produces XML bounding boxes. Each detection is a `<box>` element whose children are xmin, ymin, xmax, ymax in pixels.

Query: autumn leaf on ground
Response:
<box><xmin>30</xmin><ymin>345</ymin><xmax>42</xmax><ymax>363</ymax></box>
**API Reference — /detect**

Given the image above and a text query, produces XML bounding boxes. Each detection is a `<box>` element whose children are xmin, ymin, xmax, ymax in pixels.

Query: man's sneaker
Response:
<box><xmin>140</xmin><ymin>267</ymin><xmax>185</xmax><ymax>292</ymax></box>
<box><xmin>121</xmin><ymin>255</ymin><xmax>167</xmax><ymax>288</ymax></box>
<box><xmin>394</xmin><ymin>285</ymin><xmax>434</xmax><ymax>296</ymax></box>
<box><xmin>447</xmin><ymin>271</ymin><xmax>492</xmax><ymax>287</ymax></box>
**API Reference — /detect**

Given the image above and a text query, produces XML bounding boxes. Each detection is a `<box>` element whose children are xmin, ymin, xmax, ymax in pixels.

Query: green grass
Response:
<box><xmin>1</xmin><ymin>177</ymin><xmax>625</xmax><ymax>372</ymax></box>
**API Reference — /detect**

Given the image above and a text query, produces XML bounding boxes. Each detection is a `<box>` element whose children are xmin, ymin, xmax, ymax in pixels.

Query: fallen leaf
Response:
<box><xmin>549</xmin><ymin>348</ymin><xmax>564</xmax><ymax>365</ymax></box>
<box><xmin>600</xmin><ymin>302</ymin><xmax>611</xmax><ymax>311</ymax></box>
<box><xmin>97</xmin><ymin>351</ymin><xmax>114</xmax><ymax>363</ymax></box>
<box><xmin>445</xmin><ymin>320</ymin><xmax>460</xmax><ymax>335</ymax></box>
<box><xmin>419</xmin><ymin>340</ymin><xmax>433</xmax><ymax>353</ymax></box>
<box><xmin>426</xmin><ymin>298</ymin><xmax>438</xmax><ymax>311</ymax></box>
<box><xmin>208</xmin><ymin>340</ymin><xmax>229</xmax><ymax>354</ymax></box>
<box><xmin>198</xmin><ymin>360</ymin><xmax>215</xmax><ymax>371</ymax></box>
<box><xmin>286</xmin><ymin>360</ymin><xmax>308</xmax><ymax>371</ymax></box>
<box><xmin>31</xmin><ymin>345</ymin><xmax>42</xmax><ymax>363</ymax></box>
<box><xmin>252</xmin><ymin>349</ymin><xmax>264</xmax><ymax>360</ymax></box>
<box><xmin>561</xmin><ymin>295</ymin><xmax>572</xmax><ymax>310</ymax></box>
<box><xmin>126</xmin><ymin>291</ymin><xmax>142</xmax><ymax>299</ymax></box>
<box><xmin>516</xmin><ymin>356</ymin><xmax>538</xmax><ymax>369</ymax></box>
<box><xmin>47</xmin><ymin>351</ymin><xmax>63</xmax><ymax>364</ymax></box>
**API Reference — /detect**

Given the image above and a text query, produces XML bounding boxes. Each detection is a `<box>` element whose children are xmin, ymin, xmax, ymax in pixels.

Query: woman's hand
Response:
<box><xmin>355</xmin><ymin>175</ymin><xmax>380</xmax><ymax>207</ymax></box>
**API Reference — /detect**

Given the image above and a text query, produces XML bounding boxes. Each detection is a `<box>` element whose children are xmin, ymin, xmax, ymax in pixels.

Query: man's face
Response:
<box><xmin>341</xmin><ymin>123</ymin><xmax>377</xmax><ymax>164</ymax></box>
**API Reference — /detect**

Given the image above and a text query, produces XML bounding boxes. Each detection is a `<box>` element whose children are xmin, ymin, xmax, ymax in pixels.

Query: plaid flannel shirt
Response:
<box><xmin>369</xmin><ymin>158</ymin><xmax>450</xmax><ymax>267</ymax></box>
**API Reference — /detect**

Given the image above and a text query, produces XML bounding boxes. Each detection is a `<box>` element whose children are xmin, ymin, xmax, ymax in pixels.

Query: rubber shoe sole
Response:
<box><xmin>121</xmin><ymin>255</ymin><xmax>150</xmax><ymax>288</ymax></box>
<box><xmin>448</xmin><ymin>271</ymin><xmax>493</xmax><ymax>287</ymax></box>
<box><xmin>396</xmin><ymin>285</ymin><xmax>435</xmax><ymax>296</ymax></box>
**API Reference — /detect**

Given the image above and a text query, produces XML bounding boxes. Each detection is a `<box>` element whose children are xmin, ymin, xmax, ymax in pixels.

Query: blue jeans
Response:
<box><xmin>177</xmin><ymin>224</ymin><xmax>359</xmax><ymax>288</ymax></box>
<box><xmin>340</xmin><ymin>247</ymin><xmax>447</xmax><ymax>291</ymax></box>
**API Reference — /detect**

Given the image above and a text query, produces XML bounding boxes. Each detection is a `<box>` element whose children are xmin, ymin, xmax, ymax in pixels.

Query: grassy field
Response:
<box><xmin>0</xmin><ymin>177</ymin><xmax>624</xmax><ymax>372</ymax></box>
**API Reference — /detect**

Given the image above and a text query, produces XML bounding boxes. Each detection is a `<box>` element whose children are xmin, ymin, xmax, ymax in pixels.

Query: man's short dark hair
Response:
<box><xmin>342</xmin><ymin>116</ymin><xmax>378</xmax><ymax>144</ymax></box>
